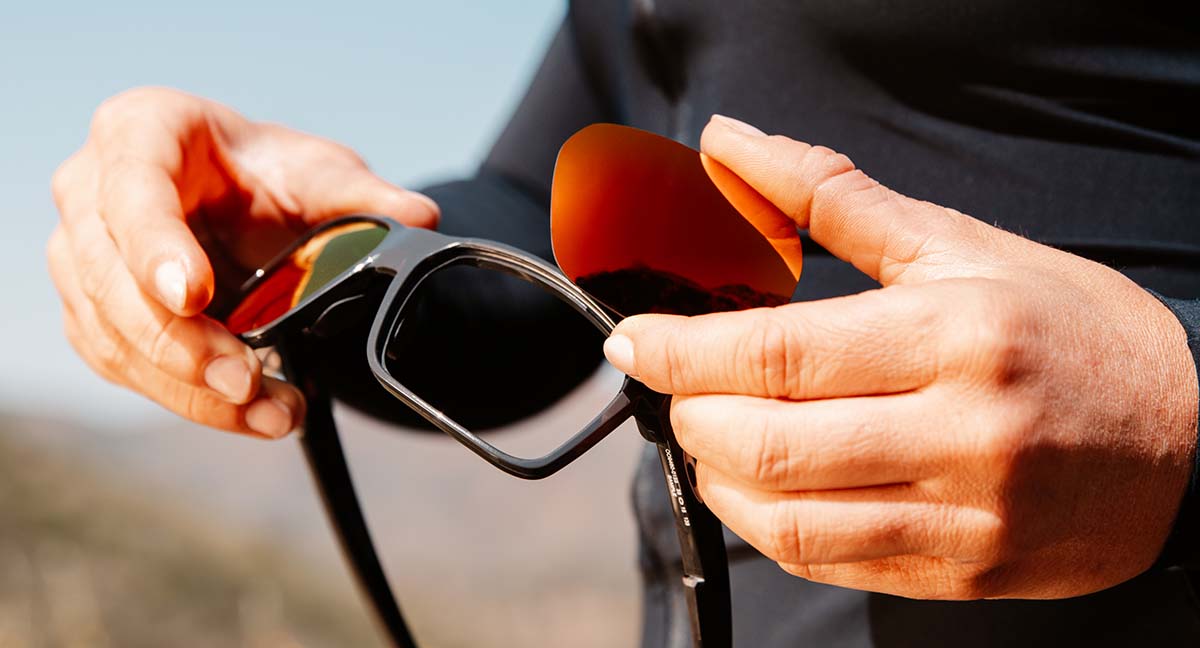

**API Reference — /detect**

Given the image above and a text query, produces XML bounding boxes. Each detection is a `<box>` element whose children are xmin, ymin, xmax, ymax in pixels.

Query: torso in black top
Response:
<box><xmin>324</xmin><ymin>3</ymin><xmax>1200</xmax><ymax>645</ymax></box>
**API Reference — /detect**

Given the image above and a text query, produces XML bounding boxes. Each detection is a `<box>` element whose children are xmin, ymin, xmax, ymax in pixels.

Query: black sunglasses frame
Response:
<box><xmin>228</xmin><ymin>215</ymin><xmax>731</xmax><ymax>648</ymax></box>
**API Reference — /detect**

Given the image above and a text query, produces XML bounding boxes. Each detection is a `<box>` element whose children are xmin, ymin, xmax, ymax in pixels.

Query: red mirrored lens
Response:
<box><xmin>224</xmin><ymin>221</ymin><xmax>388</xmax><ymax>335</ymax></box>
<box><xmin>551</xmin><ymin>124</ymin><xmax>798</xmax><ymax>317</ymax></box>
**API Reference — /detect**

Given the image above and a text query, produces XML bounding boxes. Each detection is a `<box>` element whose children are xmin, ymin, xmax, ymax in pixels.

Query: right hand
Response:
<box><xmin>47</xmin><ymin>87</ymin><xmax>440</xmax><ymax>438</ymax></box>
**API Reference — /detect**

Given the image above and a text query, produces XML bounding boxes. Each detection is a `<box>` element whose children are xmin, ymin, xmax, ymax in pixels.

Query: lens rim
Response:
<box><xmin>364</xmin><ymin>240</ymin><xmax>630</xmax><ymax>478</ymax></box>
<box><xmin>224</xmin><ymin>215</ymin><xmax>396</xmax><ymax>346</ymax></box>
<box><xmin>232</xmin><ymin>212</ymin><xmax>733</xmax><ymax>648</ymax></box>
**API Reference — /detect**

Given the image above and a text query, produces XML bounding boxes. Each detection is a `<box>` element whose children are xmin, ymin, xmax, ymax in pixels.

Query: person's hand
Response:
<box><xmin>603</xmin><ymin>114</ymin><xmax>1199</xmax><ymax>599</ymax></box>
<box><xmin>47</xmin><ymin>87</ymin><xmax>439</xmax><ymax>438</ymax></box>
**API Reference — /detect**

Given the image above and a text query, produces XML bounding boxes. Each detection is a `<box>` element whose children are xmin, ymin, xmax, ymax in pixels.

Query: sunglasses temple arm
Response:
<box><xmin>278</xmin><ymin>334</ymin><xmax>419</xmax><ymax>648</ymax></box>
<box><xmin>641</xmin><ymin>415</ymin><xmax>733</xmax><ymax>647</ymax></box>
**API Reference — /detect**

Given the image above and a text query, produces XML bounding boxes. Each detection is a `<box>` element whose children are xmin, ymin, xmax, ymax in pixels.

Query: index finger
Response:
<box><xmin>606</xmin><ymin>285</ymin><xmax>943</xmax><ymax>399</ymax></box>
<box><xmin>89</xmin><ymin>90</ymin><xmax>224</xmax><ymax>316</ymax></box>
<box><xmin>96</xmin><ymin>155</ymin><xmax>215</xmax><ymax>315</ymax></box>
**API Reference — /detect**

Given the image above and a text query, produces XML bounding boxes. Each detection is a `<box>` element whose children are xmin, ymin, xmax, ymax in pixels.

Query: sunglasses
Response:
<box><xmin>219</xmin><ymin>124</ymin><xmax>799</xmax><ymax>648</ymax></box>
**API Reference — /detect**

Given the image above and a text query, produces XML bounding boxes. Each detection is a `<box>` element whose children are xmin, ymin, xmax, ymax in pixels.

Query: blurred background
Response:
<box><xmin>0</xmin><ymin>2</ymin><xmax>645</xmax><ymax>646</ymax></box>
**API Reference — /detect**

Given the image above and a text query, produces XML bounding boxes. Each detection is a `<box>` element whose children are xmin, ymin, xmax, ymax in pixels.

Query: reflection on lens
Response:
<box><xmin>551</xmin><ymin>124</ymin><xmax>797</xmax><ymax>317</ymax></box>
<box><xmin>225</xmin><ymin>222</ymin><xmax>388</xmax><ymax>335</ymax></box>
<box><xmin>385</xmin><ymin>263</ymin><xmax>608</xmax><ymax>459</ymax></box>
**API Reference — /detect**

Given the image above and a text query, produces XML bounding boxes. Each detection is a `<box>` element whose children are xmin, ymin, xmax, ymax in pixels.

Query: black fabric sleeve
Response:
<box><xmin>1151</xmin><ymin>294</ymin><xmax>1200</xmax><ymax>569</ymax></box>
<box><xmin>310</xmin><ymin>16</ymin><xmax>613</xmax><ymax>430</ymax></box>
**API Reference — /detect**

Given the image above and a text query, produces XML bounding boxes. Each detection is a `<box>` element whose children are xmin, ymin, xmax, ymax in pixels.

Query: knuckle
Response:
<box><xmin>804</xmin><ymin>146</ymin><xmax>855</xmax><ymax>179</ymax></box>
<box><xmin>781</xmin><ymin>561</ymin><xmax>841</xmax><ymax>584</ymax></box>
<box><xmin>743</xmin><ymin>312</ymin><xmax>798</xmax><ymax>398</ymax></box>
<box><xmin>92</xmin><ymin>87</ymin><xmax>167</xmax><ymax>128</ymax></box>
<box><xmin>942</xmin><ymin>284</ymin><xmax>1028</xmax><ymax>385</ymax></box>
<box><xmin>968</xmin><ymin>510</ymin><xmax>1013</xmax><ymax>565</ymax></box>
<box><xmin>661</xmin><ymin>332</ymin><xmax>690</xmax><ymax>394</ymax></box>
<box><xmin>765</xmin><ymin>502</ymin><xmax>805</xmax><ymax>563</ymax></box>
<box><xmin>91</xmin><ymin>87</ymin><xmax>192</xmax><ymax>147</ymax></box>
<box><xmin>45</xmin><ymin>227</ymin><xmax>67</xmax><ymax>266</ymax></box>
<box><xmin>51</xmin><ymin>154</ymin><xmax>83</xmax><ymax>207</ymax></box>
<box><xmin>142</xmin><ymin>316</ymin><xmax>184</xmax><ymax>370</ymax></box>
<box><xmin>978</xmin><ymin>415</ymin><xmax>1023</xmax><ymax>473</ymax></box>
<box><xmin>949</xmin><ymin>563</ymin><xmax>1004</xmax><ymax>600</ymax></box>
<box><xmin>79</xmin><ymin>259</ymin><xmax>123</xmax><ymax>307</ymax></box>
<box><xmin>91</xmin><ymin>91</ymin><xmax>138</xmax><ymax>134</ymax></box>
<box><xmin>182</xmin><ymin>387</ymin><xmax>216</xmax><ymax>424</ymax></box>
<box><xmin>669</xmin><ymin>397</ymin><xmax>702</xmax><ymax>451</ymax></box>
<box><xmin>779</xmin><ymin>562</ymin><xmax>816</xmax><ymax>580</ymax></box>
<box><xmin>811</xmin><ymin>166</ymin><xmax>870</xmax><ymax>216</ymax></box>
<box><xmin>865</xmin><ymin>516</ymin><xmax>917</xmax><ymax>556</ymax></box>
<box><xmin>743</xmin><ymin>411</ymin><xmax>798</xmax><ymax>488</ymax></box>
<box><xmin>976</xmin><ymin>398</ymin><xmax>1040</xmax><ymax>473</ymax></box>
<box><xmin>94</xmin><ymin>332</ymin><xmax>131</xmax><ymax>376</ymax></box>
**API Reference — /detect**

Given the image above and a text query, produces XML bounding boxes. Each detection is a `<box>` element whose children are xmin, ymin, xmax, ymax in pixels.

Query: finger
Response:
<box><xmin>700</xmin><ymin>114</ymin><xmax>994</xmax><ymax>286</ymax></box>
<box><xmin>123</xmin><ymin>352</ymin><xmax>304</xmax><ymax>439</ymax></box>
<box><xmin>700</xmin><ymin>149</ymin><xmax>803</xmax><ymax>278</ymax></box>
<box><xmin>82</xmin><ymin>92</ymin><xmax>221</xmax><ymax>317</ymax></box>
<box><xmin>49</xmin><ymin>226</ymin><xmax>128</xmax><ymax>388</ymax></box>
<box><xmin>779</xmin><ymin>556</ymin><xmax>997</xmax><ymax>600</ymax></box>
<box><xmin>53</xmin><ymin>223</ymin><xmax>302</xmax><ymax>436</ymax></box>
<box><xmin>254</xmin><ymin>124</ymin><xmax>440</xmax><ymax>230</ymax></box>
<box><xmin>70</xmin><ymin>292</ymin><xmax>300</xmax><ymax>437</ymax></box>
<box><xmin>671</xmin><ymin>390</ymin><xmax>949</xmax><ymax>491</ymax></box>
<box><xmin>293</xmin><ymin>161</ymin><xmax>440</xmax><ymax>230</ymax></box>
<box><xmin>94</xmin><ymin>154</ymin><xmax>216</xmax><ymax>316</ymax></box>
<box><xmin>696</xmin><ymin>467</ymin><xmax>992</xmax><ymax>565</ymax></box>
<box><xmin>606</xmin><ymin>285</ymin><xmax>943</xmax><ymax>398</ymax></box>
<box><xmin>59</xmin><ymin>212</ymin><xmax>262</xmax><ymax>404</ymax></box>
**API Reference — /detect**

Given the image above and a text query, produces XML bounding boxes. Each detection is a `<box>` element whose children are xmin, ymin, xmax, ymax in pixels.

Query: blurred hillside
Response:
<box><xmin>0</xmin><ymin>412</ymin><xmax>380</xmax><ymax>648</ymax></box>
<box><xmin>0</xmin><ymin>366</ymin><xmax>642</xmax><ymax>647</ymax></box>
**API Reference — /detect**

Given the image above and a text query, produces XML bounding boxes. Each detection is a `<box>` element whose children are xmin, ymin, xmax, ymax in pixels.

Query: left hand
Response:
<box><xmin>602</xmin><ymin>115</ymin><xmax>1199</xmax><ymax>599</ymax></box>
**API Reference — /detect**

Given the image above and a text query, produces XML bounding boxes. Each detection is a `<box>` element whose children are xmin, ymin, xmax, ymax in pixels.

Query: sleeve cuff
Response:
<box><xmin>1147</xmin><ymin>291</ymin><xmax>1200</xmax><ymax>569</ymax></box>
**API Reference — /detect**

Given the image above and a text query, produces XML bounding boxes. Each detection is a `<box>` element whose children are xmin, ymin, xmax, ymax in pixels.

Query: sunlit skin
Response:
<box><xmin>46</xmin><ymin>87</ymin><xmax>438</xmax><ymax>438</ymax></box>
<box><xmin>47</xmin><ymin>88</ymin><xmax>1199</xmax><ymax>600</ymax></box>
<box><xmin>602</xmin><ymin>114</ymin><xmax>1200</xmax><ymax>599</ymax></box>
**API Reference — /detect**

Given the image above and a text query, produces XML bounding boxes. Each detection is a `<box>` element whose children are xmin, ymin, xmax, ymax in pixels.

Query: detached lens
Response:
<box><xmin>551</xmin><ymin>124</ymin><xmax>797</xmax><ymax>316</ymax></box>
<box><xmin>225</xmin><ymin>221</ymin><xmax>388</xmax><ymax>335</ymax></box>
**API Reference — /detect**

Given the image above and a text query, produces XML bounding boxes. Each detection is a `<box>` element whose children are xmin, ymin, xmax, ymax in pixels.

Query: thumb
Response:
<box><xmin>700</xmin><ymin>151</ymin><xmax>804</xmax><ymax>279</ymax></box>
<box><xmin>253</xmin><ymin>125</ymin><xmax>440</xmax><ymax>230</ymax></box>
<box><xmin>294</xmin><ymin>164</ymin><xmax>440</xmax><ymax>230</ymax></box>
<box><xmin>699</xmin><ymin>114</ymin><xmax>993</xmax><ymax>286</ymax></box>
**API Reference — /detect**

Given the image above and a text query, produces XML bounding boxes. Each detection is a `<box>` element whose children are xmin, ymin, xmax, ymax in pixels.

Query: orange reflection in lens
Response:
<box><xmin>551</xmin><ymin>124</ymin><xmax>799</xmax><ymax>317</ymax></box>
<box><xmin>224</xmin><ymin>221</ymin><xmax>385</xmax><ymax>335</ymax></box>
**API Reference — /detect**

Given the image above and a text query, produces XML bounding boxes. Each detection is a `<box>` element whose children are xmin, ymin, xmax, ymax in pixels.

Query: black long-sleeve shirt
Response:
<box><xmin>313</xmin><ymin>2</ymin><xmax>1200</xmax><ymax>645</ymax></box>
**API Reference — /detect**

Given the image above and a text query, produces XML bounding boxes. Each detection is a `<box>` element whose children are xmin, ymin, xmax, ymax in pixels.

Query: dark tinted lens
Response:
<box><xmin>225</xmin><ymin>222</ymin><xmax>388</xmax><ymax>335</ymax></box>
<box><xmin>352</xmin><ymin>262</ymin><xmax>640</xmax><ymax>646</ymax></box>
<box><xmin>384</xmin><ymin>263</ymin><xmax>609</xmax><ymax>459</ymax></box>
<box><xmin>551</xmin><ymin>124</ymin><xmax>798</xmax><ymax>316</ymax></box>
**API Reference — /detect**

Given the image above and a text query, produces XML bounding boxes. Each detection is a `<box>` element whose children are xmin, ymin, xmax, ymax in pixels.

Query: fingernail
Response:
<box><xmin>603</xmin><ymin>334</ymin><xmax>638</xmax><ymax>377</ymax></box>
<box><xmin>155</xmin><ymin>259</ymin><xmax>188</xmax><ymax>312</ymax></box>
<box><xmin>712</xmin><ymin>114</ymin><xmax>766</xmax><ymax>137</ymax></box>
<box><xmin>246</xmin><ymin>398</ymin><xmax>294</xmax><ymax>438</ymax></box>
<box><xmin>204</xmin><ymin>355</ymin><xmax>252</xmax><ymax>402</ymax></box>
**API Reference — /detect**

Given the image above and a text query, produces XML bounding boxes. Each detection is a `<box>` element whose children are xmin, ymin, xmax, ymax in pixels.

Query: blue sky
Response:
<box><xmin>0</xmin><ymin>0</ymin><xmax>562</xmax><ymax>424</ymax></box>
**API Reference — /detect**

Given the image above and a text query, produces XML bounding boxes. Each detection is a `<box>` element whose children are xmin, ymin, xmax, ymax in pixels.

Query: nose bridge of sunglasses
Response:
<box><xmin>305</xmin><ymin>282</ymin><xmax>384</xmax><ymax>339</ymax></box>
